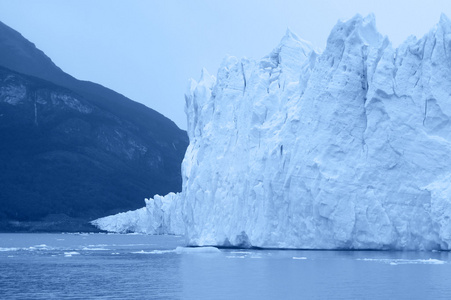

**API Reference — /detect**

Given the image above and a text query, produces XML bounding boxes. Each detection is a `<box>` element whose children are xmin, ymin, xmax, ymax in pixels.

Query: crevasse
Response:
<box><xmin>93</xmin><ymin>14</ymin><xmax>451</xmax><ymax>250</ymax></box>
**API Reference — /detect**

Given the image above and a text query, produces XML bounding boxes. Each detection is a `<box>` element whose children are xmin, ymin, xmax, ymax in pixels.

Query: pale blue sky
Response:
<box><xmin>0</xmin><ymin>0</ymin><xmax>450</xmax><ymax>129</ymax></box>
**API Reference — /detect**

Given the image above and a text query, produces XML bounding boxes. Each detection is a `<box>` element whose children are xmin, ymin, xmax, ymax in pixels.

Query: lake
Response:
<box><xmin>1</xmin><ymin>233</ymin><xmax>451</xmax><ymax>299</ymax></box>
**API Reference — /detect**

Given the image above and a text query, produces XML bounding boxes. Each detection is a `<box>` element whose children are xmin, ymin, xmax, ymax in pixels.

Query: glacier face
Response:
<box><xmin>94</xmin><ymin>14</ymin><xmax>451</xmax><ymax>250</ymax></box>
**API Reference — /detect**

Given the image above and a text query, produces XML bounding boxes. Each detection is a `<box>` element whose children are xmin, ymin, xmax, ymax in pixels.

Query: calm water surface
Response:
<box><xmin>1</xmin><ymin>233</ymin><xmax>451</xmax><ymax>299</ymax></box>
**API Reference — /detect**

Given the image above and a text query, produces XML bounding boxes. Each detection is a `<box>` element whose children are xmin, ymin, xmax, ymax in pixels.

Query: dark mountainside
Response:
<box><xmin>0</xmin><ymin>21</ymin><xmax>189</xmax><ymax>232</ymax></box>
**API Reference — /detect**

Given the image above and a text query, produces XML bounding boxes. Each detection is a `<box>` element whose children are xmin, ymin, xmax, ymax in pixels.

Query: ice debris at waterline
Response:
<box><xmin>94</xmin><ymin>14</ymin><xmax>451</xmax><ymax>250</ymax></box>
<box><xmin>131</xmin><ymin>247</ymin><xmax>220</xmax><ymax>254</ymax></box>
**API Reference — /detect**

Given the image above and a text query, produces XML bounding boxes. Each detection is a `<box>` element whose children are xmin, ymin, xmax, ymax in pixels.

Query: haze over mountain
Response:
<box><xmin>0</xmin><ymin>21</ymin><xmax>188</xmax><ymax>231</ymax></box>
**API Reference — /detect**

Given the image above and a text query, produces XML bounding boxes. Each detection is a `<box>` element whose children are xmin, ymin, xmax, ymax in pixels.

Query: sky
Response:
<box><xmin>0</xmin><ymin>0</ymin><xmax>450</xmax><ymax>129</ymax></box>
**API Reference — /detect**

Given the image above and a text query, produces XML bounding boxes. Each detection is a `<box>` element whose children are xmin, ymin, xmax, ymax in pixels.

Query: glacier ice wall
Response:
<box><xmin>94</xmin><ymin>14</ymin><xmax>451</xmax><ymax>250</ymax></box>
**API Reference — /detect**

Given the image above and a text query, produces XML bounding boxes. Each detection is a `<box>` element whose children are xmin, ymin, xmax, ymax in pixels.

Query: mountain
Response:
<box><xmin>0</xmin><ymin>21</ymin><xmax>188</xmax><ymax>232</ymax></box>
<box><xmin>94</xmin><ymin>14</ymin><xmax>451</xmax><ymax>250</ymax></box>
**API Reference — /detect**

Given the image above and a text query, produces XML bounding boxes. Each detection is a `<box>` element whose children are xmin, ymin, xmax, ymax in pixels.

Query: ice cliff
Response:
<box><xmin>94</xmin><ymin>14</ymin><xmax>451</xmax><ymax>250</ymax></box>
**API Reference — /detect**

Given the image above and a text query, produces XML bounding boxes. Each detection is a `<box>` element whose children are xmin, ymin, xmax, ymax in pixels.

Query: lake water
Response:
<box><xmin>1</xmin><ymin>233</ymin><xmax>451</xmax><ymax>299</ymax></box>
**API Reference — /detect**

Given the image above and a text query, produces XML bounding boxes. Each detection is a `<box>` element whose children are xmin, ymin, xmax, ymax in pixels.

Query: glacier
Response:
<box><xmin>93</xmin><ymin>14</ymin><xmax>451</xmax><ymax>250</ymax></box>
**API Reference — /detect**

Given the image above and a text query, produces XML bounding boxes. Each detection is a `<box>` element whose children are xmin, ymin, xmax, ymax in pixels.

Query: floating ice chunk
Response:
<box><xmin>0</xmin><ymin>247</ymin><xmax>19</xmax><ymax>252</ymax></box>
<box><xmin>132</xmin><ymin>250</ymin><xmax>152</xmax><ymax>254</ymax></box>
<box><xmin>174</xmin><ymin>246</ymin><xmax>221</xmax><ymax>254</ymax></box>
<box><xmin>64</xmin><ymin>251</ymin><xmax>80</xmax><ymax>257</ymax></box>
<box><xmin>358</xmin><ymin>258</ymin><xmax>446</xmax><ymax>265</ymax></box>
<box><xmin>131</xmin><ymin>247</ymin><xmax>220</xmax><ymax>255</ymax></box>
<box><xmin>132</xmin><ymin>249</ymin><xmax>174</xmax><ymax>254</ymax></box>
<box><xmin>148</xmin><ymin>249</ymin><xmax>175</xmax><ymax>254</ymax></box>
<box><xmin>81</xmin><ymin>247</ymin><xmax>110</xmax><ymax>251</ymax></box>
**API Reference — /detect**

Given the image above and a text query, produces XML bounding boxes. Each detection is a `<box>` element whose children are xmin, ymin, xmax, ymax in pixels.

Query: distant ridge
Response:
<box><xmin>0</xmin><ymin>21</ymin><xmax>188</xmax><ymax>232</ymax></box>
<box><xmin>0</xmin><ymin>20</ymin><xmax>182</xmax><ymax>142</ymax></box>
